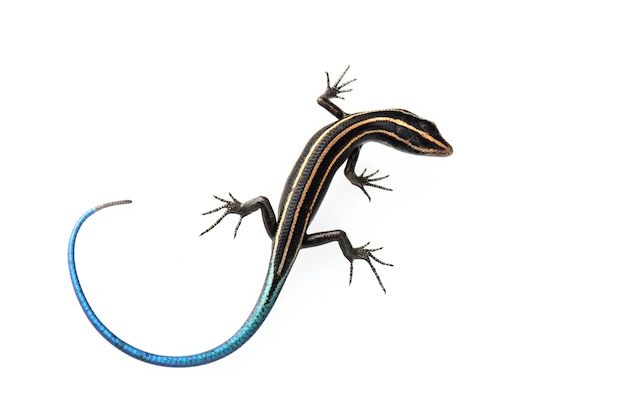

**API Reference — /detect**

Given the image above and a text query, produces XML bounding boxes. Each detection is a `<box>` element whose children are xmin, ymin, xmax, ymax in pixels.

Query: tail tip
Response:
<box><xmin>95</xmin><ymin>200</ymin><xmax>132</xmax><ymax>211</ymax></box>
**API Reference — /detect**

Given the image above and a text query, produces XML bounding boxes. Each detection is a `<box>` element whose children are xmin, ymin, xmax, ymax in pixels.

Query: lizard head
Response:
<box><xmin>390</xmin><ymin>110</ymin><xmax>453</xmax><ymax>157</ymax></box>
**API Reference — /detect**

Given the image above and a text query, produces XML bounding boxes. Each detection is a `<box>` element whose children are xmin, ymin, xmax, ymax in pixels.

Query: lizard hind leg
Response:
<box><xmin>200</xmin><ymin>194</ymin><xmax>278</xmax><ymax>240</ymax></box>
<box><xmin>303</xmin><ymin>229</ymin><xmax>393</xmax><ymax>293</ymax></box>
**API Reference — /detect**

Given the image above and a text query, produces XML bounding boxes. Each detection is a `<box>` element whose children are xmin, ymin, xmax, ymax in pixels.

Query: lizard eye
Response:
<box><xmin>419</xmin><ymin>119</ymin><xmax>437</xmax><ymax>134</ymax></box>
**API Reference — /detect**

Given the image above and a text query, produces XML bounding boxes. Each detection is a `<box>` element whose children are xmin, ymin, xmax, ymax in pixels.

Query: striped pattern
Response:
<box><xmin>67</xmin><ymin>102</ymin><xmax>451</xmax><ymax>367</ymax></box>
<box><xmin>272</xmin><ymin>109</ymin><xmax>452</xmax><ymax>278</ymax></box>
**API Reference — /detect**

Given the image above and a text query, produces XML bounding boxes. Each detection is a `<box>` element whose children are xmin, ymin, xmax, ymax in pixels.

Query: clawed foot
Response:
<box><xmin>348</xmin><ymin>242</ymin><xmax>393</xmax><ymax>293</ymax></box>
<box><xmin>320</xmin><ymin>65</ymin><xmax>356</xmax><ymax>101</ymax></box>
<box><xmin>200</xmin><ymin>193</ymin><xmax>244</xmax><ymax>238</ymax></box>
<box><xmin>348</xmin><ymin>168</ymin><xmax>392</xmax><ymax>201</ymax></box>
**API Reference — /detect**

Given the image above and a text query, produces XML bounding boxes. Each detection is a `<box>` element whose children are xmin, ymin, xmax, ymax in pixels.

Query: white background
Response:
<box><xmin>1</xmin><ymin>1</ymin><xmax>625</xmax><ymax>416</ymax></box>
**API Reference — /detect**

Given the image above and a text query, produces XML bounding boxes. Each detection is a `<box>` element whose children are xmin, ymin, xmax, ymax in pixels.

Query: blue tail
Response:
<box><xmin>68</xmin><ymin>200</ymin><xmax>281</xmax><ymax>367</ymax></box>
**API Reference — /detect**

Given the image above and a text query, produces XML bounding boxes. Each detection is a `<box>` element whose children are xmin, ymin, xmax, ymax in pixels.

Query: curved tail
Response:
<box><xmin>68</xmin><ymin>200</ymin><xmax>277</xmax><ymax>367</ymax></box>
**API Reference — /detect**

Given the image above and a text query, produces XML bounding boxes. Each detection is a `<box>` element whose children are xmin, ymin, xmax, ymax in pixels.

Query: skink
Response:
<box><xmin>68</xmin><ymin>67</ymin><xmax>453</xmax><ymax>367</ymax></box>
